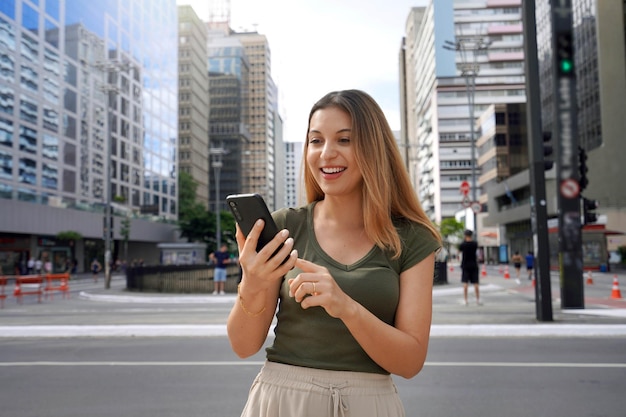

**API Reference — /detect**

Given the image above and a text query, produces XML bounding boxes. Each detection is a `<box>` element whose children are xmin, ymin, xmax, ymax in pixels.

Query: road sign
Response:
<box><xmin>461</xmin><ymin>196</ymin><xmax>472</xmax><ymax>208</ymax></box>
<box><xmin>471</xmin><ymin>201</ymin><xmax>482</xmax><ymax>214</ymax></box>
<box><xmin>460</xmin><ymin>181</ymin><xmax>470</xmax><ymax>195</ymax></box>
<box><xmin>560</xmin><ymin>178</ymin><xmax>580</xmax><ymax>199</ymax></box>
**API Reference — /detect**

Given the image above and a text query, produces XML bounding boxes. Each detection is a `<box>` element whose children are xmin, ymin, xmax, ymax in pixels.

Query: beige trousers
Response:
<box><xmin>240</xmin><ymin>361</ymin><xmax>405</xmax><ymax>417</ymax></box>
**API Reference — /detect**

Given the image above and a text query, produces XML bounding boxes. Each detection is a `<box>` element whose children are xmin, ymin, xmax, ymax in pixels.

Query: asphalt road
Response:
<box><xmin>1</xmin><ymin>266</ymin><xmax>625</xmax><ymax>416</ymax></box>
<box><xmin>2</xmin><ymin>337</ymin><xmax>625</xmax><ymax>417</ymax></box>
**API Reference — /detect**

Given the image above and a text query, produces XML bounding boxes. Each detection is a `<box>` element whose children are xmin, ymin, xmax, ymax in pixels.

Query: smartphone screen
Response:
<box><xmin>226</xmin><ymin>193</ymin><xmax>281</xmax><ymax>253</ymax></box>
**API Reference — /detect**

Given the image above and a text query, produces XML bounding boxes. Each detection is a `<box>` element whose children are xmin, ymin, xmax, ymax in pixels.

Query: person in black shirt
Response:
<box><xmin>459</xmin><ymin>230</ymin><xmax>481</xmax><ymax>305</ymax></box>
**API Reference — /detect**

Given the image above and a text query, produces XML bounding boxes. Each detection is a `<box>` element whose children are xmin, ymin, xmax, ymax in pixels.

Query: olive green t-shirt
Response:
<box><xmin>265</xmin><ymin>202</ymin><xmax>441</xmax><ymax>374</ymax></box>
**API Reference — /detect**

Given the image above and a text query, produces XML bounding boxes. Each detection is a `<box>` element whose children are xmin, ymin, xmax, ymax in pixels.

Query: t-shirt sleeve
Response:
<box><xmin>399</xmin><ymin>223</ymin><xmax>441</xmax><ymax>273</ymax></box>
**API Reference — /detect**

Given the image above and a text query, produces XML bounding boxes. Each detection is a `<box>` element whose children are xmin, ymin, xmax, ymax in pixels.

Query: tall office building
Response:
<box><xmin>233</xmin><ymin>31</ymin><xmax>282</xmax><ymax>211</ymax></box>
<box><xmin>178</xmin><ymin>5</ymin><xmax>210</xmax><ymax>209</ymax></box>
<box><xmin>207</xmin><ymin>22</ymin><xmax>251</xmax><ymax>212</ymax></box>
<box><xmin>284</xmin><ymin>141</ymin><xmax>303</xmax><ymax>208</ymax></box>
<box><xmin>0</xmin><ymin>0</ymin><xmax>179</xmax><ymax>273</ymax></box>
<box><xmin>401</xmin><ymin>0</ymin><xmax>526</xmax><ymax>225</ymax></box>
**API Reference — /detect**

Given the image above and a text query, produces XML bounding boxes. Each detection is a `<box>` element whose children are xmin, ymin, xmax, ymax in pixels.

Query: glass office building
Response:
<box><xmin>0</xmin><ymin>0</ymin><xmax>179</xmax><ymax>272</ymax></box>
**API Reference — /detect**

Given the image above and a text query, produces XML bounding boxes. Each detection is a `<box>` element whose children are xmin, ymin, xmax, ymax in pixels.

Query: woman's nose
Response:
<box><xmin>320</xmin><ymin>142</ymin><xmax>337</xmax><ymax>159</ymax></box>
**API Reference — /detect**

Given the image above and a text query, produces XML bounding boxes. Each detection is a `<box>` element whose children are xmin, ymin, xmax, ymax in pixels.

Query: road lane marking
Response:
<box><xmin>2</xmin><ymin>324</ymin><xmax>626</xmax><ymax>337</ymax></box>
<box><xmin>1</xmin><ymin>361</ymin><xmax>624</xmax><ymax>368</ymax></box>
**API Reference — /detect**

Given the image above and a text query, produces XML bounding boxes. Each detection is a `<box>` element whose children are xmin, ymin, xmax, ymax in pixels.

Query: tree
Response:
<box><xmin>438</xmin><ymin>218</ymin><xmax>465</xmax><ymax>259</ymax></box>
<box><xmin>177</xmin><ymin>172</ymin><xmax>213</xmax><ymax>243</ymax></box>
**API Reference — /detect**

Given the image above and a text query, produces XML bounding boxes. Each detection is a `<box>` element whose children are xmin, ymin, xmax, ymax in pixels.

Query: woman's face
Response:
<box><xmin>306</xmin><ymin>107</ymin><xmax>363</xmax><ymax>198</ymax></box>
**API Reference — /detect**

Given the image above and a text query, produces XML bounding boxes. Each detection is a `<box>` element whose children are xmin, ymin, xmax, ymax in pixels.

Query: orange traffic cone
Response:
<box><xmin>481</xmin><ymin>264</ymin><xmax>487</xmax><ymax>277</ymax></box>
<box><xmin>586</xmin><ymin>271</ymin><xmax>594</xmax><ymax>285</ymax></box>
<box><xmin>504</xmin><ymin>266</ymin><xmax>510</xmax><ymax>279</ymax></box>
<box><xmin>449</xmin><ymin>264</ymin><xmax>454</xmax><ymax>273</ymax></box>
<box><xmin>498</xmin><ymin>265</ymin><xmax>503</xmax><ymax>275</ymax></box>
<box><xmin>611</xmin><ymin>276</ymin><xmax>622</xmax><ymax>299</ymax></box>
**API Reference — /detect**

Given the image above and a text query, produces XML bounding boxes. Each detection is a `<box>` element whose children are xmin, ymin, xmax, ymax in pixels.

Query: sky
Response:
<box><xmin>177</xmin><ymin>0</ymin><xmax>429</xmax><ymax>142</ymax></box>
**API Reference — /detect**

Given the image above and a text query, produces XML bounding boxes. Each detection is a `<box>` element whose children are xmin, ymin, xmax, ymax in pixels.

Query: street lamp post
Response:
<box><xmin>444</xmin><ymin>37</ymin><xmax>491</xmax><ymax>231</ymax></box>
<box><xmin>210</xmin><ymin>147</ymin><xmax>227</xmax><ymax>249</ymax></box>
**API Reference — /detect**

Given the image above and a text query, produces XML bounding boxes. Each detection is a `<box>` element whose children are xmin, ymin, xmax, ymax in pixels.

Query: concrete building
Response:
<box><xmin>284</xmin><ymin>141</ymin><xmax>303</xmax><ymax>208</ymax></box>
<box><xmin>233</xmin><ymin>31</ymin><xmax>283</xmax><ymax>211</ymax></box>
<box><xmin>0</xmin><ymin>0</ymin><xmax>179</xmax><ymax>273</ymax></box>
<box><xmin>401</xmin><ymin>0</ymin><xmax>526</xmax><ymax>226</ymax></box>
<box><xmin>177</xmin><ymin>5</ymin><xmax>210</xmax><ymax>209</ymax></box>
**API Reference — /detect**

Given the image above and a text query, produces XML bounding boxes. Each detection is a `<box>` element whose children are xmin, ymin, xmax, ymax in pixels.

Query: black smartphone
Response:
<box><xmin>226</xmin><ymin>193</ymin><xmax>281</xmax><ymax>253</ymax></box>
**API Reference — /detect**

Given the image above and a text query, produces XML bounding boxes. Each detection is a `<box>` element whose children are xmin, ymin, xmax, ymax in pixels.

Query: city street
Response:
<box><xmin>2</xmin><ymin>337</ymin><xmax>625</xmax><ymax>417</ymax></box>
<box><xmin>1</xmin><ymin>266</ymin><xmax>626</xmax><ymax>416</ymax></box>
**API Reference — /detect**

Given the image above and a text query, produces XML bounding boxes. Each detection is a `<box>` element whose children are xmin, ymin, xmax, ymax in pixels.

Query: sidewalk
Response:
<box><xmin>1</xmin><ymin>266</ymin><xmax>626</xmax><ymax>337</ymax></box>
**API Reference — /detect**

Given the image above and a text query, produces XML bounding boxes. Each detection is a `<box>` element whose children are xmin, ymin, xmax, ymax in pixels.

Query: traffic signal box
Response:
<box><xmin>556</xmin><ymin>32</ymin><xmax>574</xmax><ymax>77</ymax></box>
<box><xmin>578</xmin><ymin>146</ymin><xmax>588</xmax><ymax>191</ymax></box>
<box><xmin>582</xmin><ymin>197</ymin><xmax>599</xmax><ymax>225</ymax></box>
<box><xmin>543</xmin><ymin>131</ymin><xmax>554</xmax><ymax>171</ymax></box>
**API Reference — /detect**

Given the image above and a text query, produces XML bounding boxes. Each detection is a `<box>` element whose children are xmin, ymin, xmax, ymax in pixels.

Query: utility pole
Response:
<box><xmin>94</xmin><ymin>60</ymin><xmax>130</xmax><ymax>289</ymax></box>
<box><xmin>522</xmin><ymin>0</ymin><xmax>553</xmax><ymax>321</ymax></box>
<box><xmin>209</xmin><ymin>147</ymin><xmax>227</xmax><ymax>249</ymax></box>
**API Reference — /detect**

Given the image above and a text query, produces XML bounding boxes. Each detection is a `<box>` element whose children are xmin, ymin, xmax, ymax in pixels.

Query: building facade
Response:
<box><xmin>207</xmin><ymin>23</ymin><xmax>251</xmax><ymax>213</ymax></box>
<box><xmin>233</xmin><ymin>31</ymin><xmax>282</xmax><ymax>211</ymax></box>
<box><xmin>177</xmin><ymin>5</ymin><xmax>210</xmax><ymax>209</ymax></box>
<box><xmin>401</xmin><ymin>0</ymin><xmax>526</xmax><ymax>225</ymax></box>
<box><xmin>0</xmin><ymin>0</ymin><xmax>179</xmax><ymax>273</ymax></box>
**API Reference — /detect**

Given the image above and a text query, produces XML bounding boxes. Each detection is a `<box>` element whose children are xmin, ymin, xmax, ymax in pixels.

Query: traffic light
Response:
<box><xmin>556</xmin><ymin>32</ymin><xmax>574</xmax><ymax>77</ymax></box>
<box><xmin>578</xmin><ymin>146</ymin><xmax>588</xmax><ymax>191</ymax></box>
<box><xmin>543</xmin><ymin>131</ymin><xmax>554</xmax><ymax>171</ymax></box>
<box><xmin>582</xmin><ymin>197</ymin><xmax>598</xmax><ymax>224</ymax></box>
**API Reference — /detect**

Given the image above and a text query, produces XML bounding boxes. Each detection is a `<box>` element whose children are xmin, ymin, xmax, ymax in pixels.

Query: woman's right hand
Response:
<box><xmin>236</xmin><ymin>219</ymin><xmax>297</xmax><ymax>292</ymax></box>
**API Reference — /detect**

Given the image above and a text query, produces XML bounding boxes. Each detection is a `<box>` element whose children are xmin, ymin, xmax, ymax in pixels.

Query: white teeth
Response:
<box><xmin>322</xmin><ymin>167</ymin><xmax>345</xmax><ymax>174</ymax></box>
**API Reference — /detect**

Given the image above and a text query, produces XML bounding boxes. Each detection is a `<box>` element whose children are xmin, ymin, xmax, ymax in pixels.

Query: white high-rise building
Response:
<box><xmin>401</xmin><ymin>0</ymin><xmax>526</xmax><ymax>224</ymax></box>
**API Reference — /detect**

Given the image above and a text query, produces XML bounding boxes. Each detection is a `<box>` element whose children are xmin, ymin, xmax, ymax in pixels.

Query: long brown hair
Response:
<box><xmin>303</xmin><ymin>90</ymin><xmax>441</xmax><ymax>259</ymax></box>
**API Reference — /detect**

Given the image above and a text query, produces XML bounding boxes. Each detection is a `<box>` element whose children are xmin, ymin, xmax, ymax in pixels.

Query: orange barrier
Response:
<box><xmin>611</xmin><ymin>276</ymin><xmax>622</xmax><ymax>299</ymax></box>
<box><xmin>0</xmin><ymin>276</ymin><xmax>7</xmax><ymax>308</ymax></box>
<box><xmin>14</xmin><ymin>275</ymin><xmax>44</xmax><ymax>304</ymax></box>
<box><xmin>44</xmin><ymin>273</ymin><xmax>70</xmax><ymax>300</ymax></box>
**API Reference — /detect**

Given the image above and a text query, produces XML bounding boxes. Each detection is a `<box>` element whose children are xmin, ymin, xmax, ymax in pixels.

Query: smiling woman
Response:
<box><xmin>227</xmin><ymin>89</ymin><xmax>441</xmax><ymax>417</ymax></box>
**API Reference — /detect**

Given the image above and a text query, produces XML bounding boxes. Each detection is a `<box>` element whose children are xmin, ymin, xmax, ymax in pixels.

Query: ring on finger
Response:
<box><xmin>312</xmin><ymin>282</ymin><xmax>318</xmax><ymax>296</ymax></box>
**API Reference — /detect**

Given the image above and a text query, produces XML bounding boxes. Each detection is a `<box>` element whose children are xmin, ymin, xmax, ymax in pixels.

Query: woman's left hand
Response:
<box><xmin>288</xmin><ymin>258</ymin><xmax>356</xmax><ymax>319</ymax></box>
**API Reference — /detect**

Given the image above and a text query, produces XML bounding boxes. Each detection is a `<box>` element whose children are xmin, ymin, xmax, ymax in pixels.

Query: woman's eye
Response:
<box><xmin>308</xmin><ymin>137</ymin><xmax>321</xmax><ymax>144</ymax></box>
<box><xmin>339</xmin><ymin>137</ymin><xmax>351</xmax><ymax>143</ymax></box>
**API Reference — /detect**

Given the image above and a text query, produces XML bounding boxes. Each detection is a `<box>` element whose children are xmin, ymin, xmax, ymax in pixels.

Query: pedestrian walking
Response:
<box><xmin>27</xmin><ymin>257</ymin><xmax>35</xmax><ymax>274</ymax></box>
<box><xmin>511</xmin><ymin>251</ymin><xmax>523</xmax><ymax>283</ymax></box>
<box><xmin>209</xmin><ymin>243</ymin><xmax>230</xmax><ymax>295</ymax></box>
<box><xmin>34</xmin><ymin>259</ymin><xmax>42</xmax><ymax>275</ymax></box>
<box><xmin>228</xmin><ymin>89</ymin><xmax>442</xmax><ymax>417</ymax></box>
<box><xmin>459</xmin><ymin>229</ymin><xmax>481</xmax><ymax>305</ymax></box>
<box><xmin>525</xmin><ymin>251</ymin><xmax>535</xmax><ymax>280</ymax></box>
<box><xmin>90</xmin><ymin>258</ymin><xmax>102</xmax><ymax>283</ymax></box>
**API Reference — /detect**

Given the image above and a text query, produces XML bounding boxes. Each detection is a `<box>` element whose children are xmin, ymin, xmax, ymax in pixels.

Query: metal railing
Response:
<box><xmin>126</xmin><ymin>264</ymin><xmax>241</xmax><ymax>293</ymax></box>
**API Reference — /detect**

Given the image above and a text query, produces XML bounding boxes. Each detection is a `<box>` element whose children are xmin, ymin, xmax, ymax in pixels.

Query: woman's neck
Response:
<box><xmin>315</xmin><ymin>195</ymin><xmax>365</xmax><ymax>231</ymax></box>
